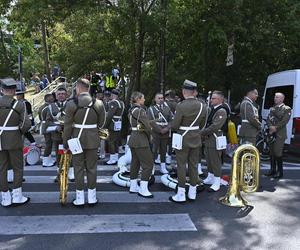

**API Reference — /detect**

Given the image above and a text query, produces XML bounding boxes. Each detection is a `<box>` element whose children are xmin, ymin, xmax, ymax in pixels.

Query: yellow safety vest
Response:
<box><xmin>105</xmin><ymin>76</ymin><xmax>116</xmax><ymax>88</ymax></box>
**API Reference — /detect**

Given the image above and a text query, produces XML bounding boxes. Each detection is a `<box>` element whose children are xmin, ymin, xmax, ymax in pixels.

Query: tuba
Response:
<box><xmin>59</xmin><ymin>150</ymin><xmax>72</xmax><ymax>205</ymax></box>
<box><xmin>219</xmin><ymin>144</ymin><xmax>260</xmax><ymax>207</ymax></box>
<box><xmin>98</xmin><ymin>128</ymin><xmax>109</xmax><ymax>140</ymax></box>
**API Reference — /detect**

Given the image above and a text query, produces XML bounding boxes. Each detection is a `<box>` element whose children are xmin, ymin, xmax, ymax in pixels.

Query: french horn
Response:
<box><xmin>219</xmin><ymin>144</ymin><xmax>260</xmax><ymax>207</ymax></box>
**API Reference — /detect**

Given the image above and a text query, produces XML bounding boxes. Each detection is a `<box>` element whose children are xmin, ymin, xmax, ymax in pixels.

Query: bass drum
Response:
<box><xmin>23</xmin><ymin>145</ymin><xmax>41</xmax><ymax>165</ymax></box>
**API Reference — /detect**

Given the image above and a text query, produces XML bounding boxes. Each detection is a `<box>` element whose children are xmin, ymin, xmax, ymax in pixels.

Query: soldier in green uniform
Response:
<box><xmin>45</xmin><ymin>86</ymin><xmax>75</xmax><ymax>181</ymax></box>
<box><xmin>265</xmin><ymin>92</ymin><xmax>291</xmax><ymax>178</ymax></box>
<box><xmin>170</xmin><ymin>80</ymin><xmax>207</xmax><ymax>203</ymax></box>
<box><xmin>239</xmin><ymin>87</ymin><xmax>261</xmax><ymax>145</ymax></box>
<box><xmin>164</xmin><ymin>90</ymin><xmax>177</xmax><ymax>164</ymax></box>
<box><xmin>202</xmin><ymin>91</ymin><xmax>227</xmax><ymax>192</ymax></box>
<box><xmin>63</xmin><ymin>78</ymin><xmax>106</xmax><ymax>206</ymax></box>
<box><xmin>0</xmin><ymin>78</ymin><xmax>31</xmax><ymax>207</ymax></box>
<box><xmin>148</xmin><ymin>93</ymin><xmax>172</xmax><ymax>174</ymax></box>
<box><xmin>128</xmin><ymin>91</ymin><xmax>154</xmax><ymax>198</ymax></box>
<box><xmin>105</xmin><ymin>89</ymin><xmax>125</xmax><ymax>165</ymax></box>
<box><xmin>38</xmin><ymin>93</ymin><xmax>55</xmax><ymax>167</ymax></box>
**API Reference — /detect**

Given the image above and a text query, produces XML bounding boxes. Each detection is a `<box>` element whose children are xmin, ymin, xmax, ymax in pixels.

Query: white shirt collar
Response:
<box><xmin>213</xmin><ymin>104</ymin><xmax>222</xmax><ymax>109</ymax></box>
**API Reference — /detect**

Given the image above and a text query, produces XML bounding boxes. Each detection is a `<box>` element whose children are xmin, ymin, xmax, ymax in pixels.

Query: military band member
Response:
<box><xmin>128</xmin><ymin>91</ymin><xmax>154</xmax><ymax>198</ymax></box>
<box><xmin>63</xmin><ymin>78</ymin><xmax>106</xmax><ymax>206</ymax></box>
<box><xmin>170</xmin><ymin>80</ymin><xmax>207</xmax><ymax>203</ymax></box>
<box><xmin>0</xmin><ymin>78</ymin><xmax>31</xmax><ymax>207</ymax></box>
<box><xmin>105</xmin><ymin>89</ymin><xmax>125</xmax><ymax>165</ymax></box>
<box><xmin>38</xmin><ymin>93</ymin><xmax>55</xmax><ymax>167</ymax></box>
<box><xmin>165</xmin><ymin>90</ymin><xmax>177</xmax><ymax>164</ymax></box>
<box><xmin>202</xmin><ymin>91</ymin><xmax>227</xmax><ymax>192</ymax></box>
<box><xmin>265</xmin><ymin>92</ymin><xmax>291</xmax><ymax>178</ymax></box>
<box><xmin>148</xmin><ymin>93</ymin><xmax>172</xmax><ymax>174</ymax></box>
<box><xmin>239</xmin><ymin>87</ymin><xmax>261</xmax><ymax>145</ymax></box>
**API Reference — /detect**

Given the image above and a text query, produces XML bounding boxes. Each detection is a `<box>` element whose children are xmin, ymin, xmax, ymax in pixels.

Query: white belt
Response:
<box><xmin>179</xmin><ymin>126</ymin><xmax>199</xmax><ymax>131</ymax></box>
<box><xmin>156</xmin><ymin>122</ymin><xmax>168</xmax><ymax>126</ymax></box>
<box><xmin>0</xmin><ymin>126</ymin><xmax>19</xmax><ymax>131</ymax></box>
<box><xmin>54</xmin><ymin>121</ymin><xmax>61</xmax><ymax>125</ymax></box>
<box><xmin>41</xmin><ymin>121</ymin><xmax>46</xmax><ymax>124</ymax></box>
<box><xmin>242</xmin><ymin>120</ymin><xmax>249</xmax><ymax>123</ymax></box>
<box><xmin>73</xmin><ymin>124</ymin><xmax>97</xmax><ymax>129</ymax></box>
<box><xmin>113</xmin><ymin>116</ymin><xmax>122</xmax><ymax>119</ymax></box>
<box><xmin>131</xmin><ymin>127</ymin><xmax>138</xmax><ymax>131</ymax></box>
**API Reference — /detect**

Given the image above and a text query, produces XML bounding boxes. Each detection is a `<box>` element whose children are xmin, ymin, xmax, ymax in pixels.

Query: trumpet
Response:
<box><xmin>99</xmin><ymin>128</ymin><xmax>109</xmax><ymax>140</ymax></box>
<box><xmin>59</xmin><ymin>150</ymin><xmax>72</xmax><ymax>205</ymax></box>
<box><xmin>219</xmin><ymin>144</ymin><xmax>260</xmax><ymax>207</ymax></box>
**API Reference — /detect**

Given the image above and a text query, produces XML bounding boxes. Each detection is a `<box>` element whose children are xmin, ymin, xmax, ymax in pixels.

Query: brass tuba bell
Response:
<box><xmin>219</xmin><ymin>144</ymin><xmax>260</xmax><ymax>207</ymax></box>
<box><xmin>98</xmin><ymin>128</ymin><xmax>110</xmax><ymax>140</ymax></box>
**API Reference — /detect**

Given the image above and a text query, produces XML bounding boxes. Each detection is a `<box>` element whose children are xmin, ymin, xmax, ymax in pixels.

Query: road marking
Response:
<box><xmin>24</xmin><ymin>165</ymin><xmax>119</xmax><ymax>171</ymax></box>
<box><xmin>21</xmin><ymin>175</ymin><xmax>164</xmax><ymax>184</ymax></box>
<box><xmin>22</xmin><ymin>191</ymin><xmax>172</xmax><ymax>203</ymax></box>
<box><xmin>0</xmin><ymin>214</ymin><xmax>197</xmax><ymax>234</ymax></box>
<box><xmin>24</xmin><ymin>164</ymin><xmax>300</xmax><ymax>172</ymax></box>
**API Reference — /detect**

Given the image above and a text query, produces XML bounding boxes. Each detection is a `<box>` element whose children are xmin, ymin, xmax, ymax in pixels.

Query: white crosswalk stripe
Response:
<box><xmin>0</xmin><ymin>214</ymin><xmax>197</xmax><ymax>234</ymax></box>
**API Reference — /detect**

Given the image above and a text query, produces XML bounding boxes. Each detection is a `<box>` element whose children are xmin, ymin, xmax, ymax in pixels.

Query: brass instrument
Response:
<box><xmin>99</xmin><ymin>128</ymin><xmax>109</xmax><ymax>140</ymax></box>
<box><xmin>219</xmin><ymin>144</ymin><xmax>260</xmax><ymax>207</ymax></box>
<box><xmin>136</xmin><ymin>123</ymin><xmax>145</xmax><ymax>132</ymax></box>
<box><xmin>59</xmin><ymin>151</ymin><xmax>72</xmax><ymax>205</ymax></box>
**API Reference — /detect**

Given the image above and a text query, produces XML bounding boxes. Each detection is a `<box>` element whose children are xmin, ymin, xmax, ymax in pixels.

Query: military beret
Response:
<box><xmin>111</xmin><ymin>89</ymin><xmax>120</xmax><ymax>96</ymax></box>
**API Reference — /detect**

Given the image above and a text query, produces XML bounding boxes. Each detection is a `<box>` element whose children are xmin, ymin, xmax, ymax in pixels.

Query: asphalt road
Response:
<box><xmin>0</xmin><ymin>134</ymin><xmax>299</xmax><ymax>250</ymax></box>
<box><xmin>0</xmin><ymin>160</ymin><xmax>300</xmax><ymax>250</ymax></box>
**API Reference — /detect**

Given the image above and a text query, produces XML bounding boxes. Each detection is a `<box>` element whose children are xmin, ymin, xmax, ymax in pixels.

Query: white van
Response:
<box><xmin>261</xmin><ymin>69</ymin><xmax>300</xmax><ymax>150</ymax></box>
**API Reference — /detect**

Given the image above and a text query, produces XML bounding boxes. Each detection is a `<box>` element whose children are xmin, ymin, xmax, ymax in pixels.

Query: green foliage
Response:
<box><xmin>0</xmin><ymin>0</ymin><xmax>299</xmax><ymax>104</ymax></box>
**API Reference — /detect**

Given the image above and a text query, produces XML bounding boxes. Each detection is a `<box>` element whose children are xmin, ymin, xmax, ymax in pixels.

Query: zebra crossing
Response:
<box><xmin>0</xmin><ymin>162</ymin><xmax>197</xmax><ymax>235</ymax></box>
<box><xmin>1</xmin><ymin>159</ymin><xmax>300</xmax><ymax>235</ymax></box>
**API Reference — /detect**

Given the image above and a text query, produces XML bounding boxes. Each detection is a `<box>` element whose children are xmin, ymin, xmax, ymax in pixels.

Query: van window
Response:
<box><xmin>264</xmin><ymin>85</ymin><xmax>294</xmax><ymax>109</ymax></box>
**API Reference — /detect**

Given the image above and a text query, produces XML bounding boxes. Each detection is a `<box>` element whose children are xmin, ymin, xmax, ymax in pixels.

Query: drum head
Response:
<box><xmin>26</xmin><ymin>146</ymin><xmax>41</xmax><ymax>165</ymax></box>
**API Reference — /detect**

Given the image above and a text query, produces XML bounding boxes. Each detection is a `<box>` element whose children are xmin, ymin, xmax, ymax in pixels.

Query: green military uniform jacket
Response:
<box><xmin>267</xmin><ymin>103</ymin><xmax>291</xmax><ymax>140</ymax></box>
<box><xmin>46</xmin><ymin>101</ymin><xmax>67</xmax><ymax>141</ymax></box>
<box><xmin>0</xmin><ymin>95</ymin><xmax>31</xmax><ymax>150</ymax></box>
<box><xmin>147</xmin><ymin>103</ymin><xmax>172</xmax><ymax>139</ymax></box>
<box><xmin>201</xmin><ymin>105</ymin><xmax>227</xmax><ymax>148</ymax></box>
<box><xmin>63</xmin><ymin>92</ymin><xmax>106</xmax><ymax>149</ymax></box>
<box><xmin>128</xmin><ymin>104</ymin><xmax>152</xmax><ymax>148</ymax></box>
<box><xmin>239</xmin><ymin>97</ymin><xmax>261</xmax><ymax>139</ymax></box>
<box><xmin>171</xmin><ymin>97</ymin><xmax>207</xmax><ymax>148</ymax></box>
<box><xmin>165</xmin><ymin>99</ymin><xmax>177</xmax><ymax>117</ymax></box>
<box><xmin>105</xmin><ymin>98</ymin><xmax>125</xmax><ymax>131</ymax></box>
<box><xmin>38</xmin><ymin>102</ymin><xmax>49</xmax><ymax>135</ymax></box>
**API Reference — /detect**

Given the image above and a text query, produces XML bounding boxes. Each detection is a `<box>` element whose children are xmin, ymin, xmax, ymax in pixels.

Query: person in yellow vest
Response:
<box><xmin>105</xmin><ymin>75</ymin><xmax>116</xmax><ymax>91</ymax></box>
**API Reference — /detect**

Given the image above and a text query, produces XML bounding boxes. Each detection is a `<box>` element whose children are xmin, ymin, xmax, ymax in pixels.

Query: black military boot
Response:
<box><xmin>264</xmin><ymin>156</ymin><xmax>276</xmax><ymax>176</ymax></box>
<box><xmin>273</xmin><ymin>157</ymin><xmax>283</xmax><ymax>179</ymax></box>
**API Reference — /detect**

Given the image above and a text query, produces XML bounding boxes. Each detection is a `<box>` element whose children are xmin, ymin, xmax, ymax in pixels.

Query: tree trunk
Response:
<box><xmin>41</xmin><ymin>21</ymin><xmax>51</xmax><ymax>81</ymax></box>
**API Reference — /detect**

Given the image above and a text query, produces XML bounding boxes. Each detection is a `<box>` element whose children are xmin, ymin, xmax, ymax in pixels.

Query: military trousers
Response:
<box><xmin>239</xmin><ymin>136</ymin><xmax>257</xmax><ymax>146</ymax></box>
<box><xmin>152</xmin><ymin>134</ymin><xmax>168</xmax><ymax>163</ymax></box>
<box><xmin>269</xmin><ymin>138</ymin><xmax>285</xmax><ymax>158</ymax></box>
<box><xmin>43</xmin><ymin>133</ymin><xmax>53</xmax><ymax>157</ymax></box>
<box><xmin>0</xmin><ymin>149</ymin><xmax>23</xmax><ymax>192</ymax></box>
<box><xmin>130</xmin><ymin>147</ymin><xmax>153</xmax><ymax>181</ymax></box>
<box><xmin>108</xmin><ymin>130</ymin><xmax>120</xmax><ymax>154</ymax></box>
<box><xmin>72</xmin><ymin>149</ymin><xmax>98</xmax><ymax>190</ymax></box>
<box><xmin>175</xmin><ymin>146</ymin><xmax>200</xmax><ymax>188</ymax></box>
<box><xmin>205</xmin><ymin>146</ymin><xmax>222</xmax><ymax>177</ymax></box>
